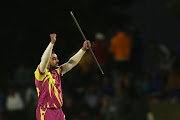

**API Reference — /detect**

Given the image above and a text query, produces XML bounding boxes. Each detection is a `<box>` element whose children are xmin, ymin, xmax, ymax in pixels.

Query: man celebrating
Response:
<box><xmin>34</xmin><ymin>33</ymin><xmax>91</xmax><ymax>120</ymax></box>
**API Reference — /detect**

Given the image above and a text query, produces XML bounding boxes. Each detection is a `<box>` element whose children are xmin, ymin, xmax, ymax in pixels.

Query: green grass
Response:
<box><xmin>150</xmin><ymin>102</ymin><xmax>180</xmax><ymax>120</ymax></box>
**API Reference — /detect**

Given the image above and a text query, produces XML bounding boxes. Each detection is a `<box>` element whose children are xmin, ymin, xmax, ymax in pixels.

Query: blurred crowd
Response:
<box><xmin>0</xmin><ymin>28</ymin><xmax>180</xmax><ymax>120</ymax></box>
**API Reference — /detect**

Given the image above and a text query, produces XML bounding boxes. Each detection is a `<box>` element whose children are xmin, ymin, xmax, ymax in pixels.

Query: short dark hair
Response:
<box><xmin>52</xmin><ymin>51</ymin><xmax>55</xmax><ymax>54</ymax></box>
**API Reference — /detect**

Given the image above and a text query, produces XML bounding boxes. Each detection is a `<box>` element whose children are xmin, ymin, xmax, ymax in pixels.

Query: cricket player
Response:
<box><xmin>34</xmin><ymin>33</ymin><xmax>91</xmax><ymax>120</ymax></box>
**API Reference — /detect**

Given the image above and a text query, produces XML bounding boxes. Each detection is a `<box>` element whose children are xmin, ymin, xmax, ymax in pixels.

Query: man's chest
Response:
<box><xmin>46</xmin><ymin>71</ymin><xmax>61</xmax><ymax>87</ymax></box>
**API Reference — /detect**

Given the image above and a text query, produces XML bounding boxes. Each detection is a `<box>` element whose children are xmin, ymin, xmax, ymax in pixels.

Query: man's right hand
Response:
<box><xmin>50</xmin><ymin>33</ymin><xmax>57</xmax><ymax>44</ymax></box>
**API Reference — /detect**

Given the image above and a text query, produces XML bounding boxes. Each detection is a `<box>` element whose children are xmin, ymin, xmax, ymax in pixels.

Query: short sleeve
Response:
<box><xmin>34</xmin><ymin>65</ymin><xmax>47</xmax><ymax>81</ymax></box>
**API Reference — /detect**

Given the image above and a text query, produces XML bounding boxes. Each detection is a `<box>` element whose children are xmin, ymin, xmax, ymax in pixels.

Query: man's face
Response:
<box><xmin>49</xmin><ymin>53</ymin><xmax>59</xmax><ymax>70</ymax></box>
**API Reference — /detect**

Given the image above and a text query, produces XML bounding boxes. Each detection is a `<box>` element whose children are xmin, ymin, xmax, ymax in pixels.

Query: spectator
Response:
<box><xmin>92</xmin><ymin>32</ymin><xmax>108</xmax><ymax>68</ymax></box>
<box><xmin>109</xmin><ymin>31</ymin><xmax>132</xmax><ymax>80</ymax></box>
<box><xmin>149</xmin><ymin>69</ymin><xmax>164</xmax><ymax>101</ymax></box>
<box><xmin>13</xmin><ymin>65</ymin><xmax>31</xmax><ymax>92</ymax></box>
<box><xmin>149</xmin><ymin>40</ymin><xmax>173</xmax><ymax>70</ymax></box>
<box><xmin>25</xmin><ymin>85</ymin><xmax>38</xmax><ymax>106</ymax></box>
<box><xmin>100</xmin><ymin>96</ymin><xmax>111</xmax><ymax>120</ymax></box>
<box><xmin>6</xmin><ymin>87</ymin><xmax>25</xmax><ymax>120</ymax></box>
<box><xmin>136</xmin><ymin>73</ymin><xmax>150</xmax><ymax>96</ymax></box>
<box><xmin>25</xmin><ymin>85</ymin><xmax>38</xmax><ymax>120</ymax></box>
<box><xmin>100</xmin><ymin>76</ymin><xmax>115</xmax><ymax>96</ymax></box>
<box><xmin>84</xmin><ymin>84</ymin><xmax>101</xmax><ymax>113</ymax></box>
<box><xmin>100</xmin><ymin>94</ymin><xmax>121</xmax><ymax>120</ymax></box>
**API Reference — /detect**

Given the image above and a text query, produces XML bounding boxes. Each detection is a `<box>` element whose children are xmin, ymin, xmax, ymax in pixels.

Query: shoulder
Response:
<box><xmin>56</xmin><ymin>66</ymin><xmax>63</xmax><ymax>76</ymax></box>
<box><xmin>34</xmin><ymin>65</ymin><xmax>48</xmax><ymax>81</ymax></box>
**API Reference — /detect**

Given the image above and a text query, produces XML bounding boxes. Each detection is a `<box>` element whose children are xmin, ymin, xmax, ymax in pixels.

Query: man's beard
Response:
<box><xmin>50</xmin><ymin>63</ymin><xmax>59</xmax><ymax>70</ymax></box>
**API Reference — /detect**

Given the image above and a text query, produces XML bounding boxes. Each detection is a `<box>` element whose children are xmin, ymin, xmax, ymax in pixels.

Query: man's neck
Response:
<box><xmin>47</xmin><ymin>66</ymin><xmax>54</xmax><ymax>71</ymax></box>
<box><xmin>49</xmin><ymin>68</ymin><xmax>55</xmax><ymax>72</ymax></box>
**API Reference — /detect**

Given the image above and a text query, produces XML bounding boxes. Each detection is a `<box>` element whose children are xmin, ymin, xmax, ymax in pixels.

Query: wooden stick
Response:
<box><xmin>70</xmin><ymin>11</ymin><xmax>104</xmax><ymax>74</ymax></box>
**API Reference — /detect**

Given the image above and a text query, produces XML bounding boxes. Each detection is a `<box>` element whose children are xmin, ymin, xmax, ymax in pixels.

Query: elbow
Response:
<box><xmin>69</xmin><ymin>59</ymin><xmax>78</xmax><ymax>67</ymax></box>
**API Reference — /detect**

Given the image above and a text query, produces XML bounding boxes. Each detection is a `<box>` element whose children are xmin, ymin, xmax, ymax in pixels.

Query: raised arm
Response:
<box><xmin>39</xmin><ymin>34</ymin><xmax>56</xmax><ymax>73</ymax></box>
<box><xmin>61</xmin><ymin>40</ymin><xmax>91</xmax><ymax>75</ymax></box>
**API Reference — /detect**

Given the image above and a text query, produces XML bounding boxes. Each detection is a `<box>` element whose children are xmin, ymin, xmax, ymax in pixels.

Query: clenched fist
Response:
<box><xmin>50</xmin><ymin>33</ymin><xmax>57</xmax><ymax>44</ymax></box>
<box><xmin>82</xmin><ymin>40</ymin><xmax>91</xmax><ymax>51</ymax></box>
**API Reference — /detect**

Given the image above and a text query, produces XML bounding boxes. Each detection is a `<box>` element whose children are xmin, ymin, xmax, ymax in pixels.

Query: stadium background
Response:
<box><xmin>1</xmin><ymin>0</ymin><xmax>180</xmax><ymax>120</ymax></box>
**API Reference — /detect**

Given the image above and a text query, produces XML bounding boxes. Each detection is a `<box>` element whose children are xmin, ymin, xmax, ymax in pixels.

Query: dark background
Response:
<box><xmin>1</xmin><ymin>0</ymin><xmax>180</xmax><ymax>120</ymax></box>
<box><xmin>1</xmin><ymin>0</ymin><xmax>180</xmax><ymax>71</ymax></box>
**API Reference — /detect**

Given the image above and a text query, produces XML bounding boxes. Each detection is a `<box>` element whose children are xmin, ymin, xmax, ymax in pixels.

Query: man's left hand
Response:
<box><xmin>82</xmin><ymin>40</ymin><xmax>91</xmax><ymax>51</ymax></box>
